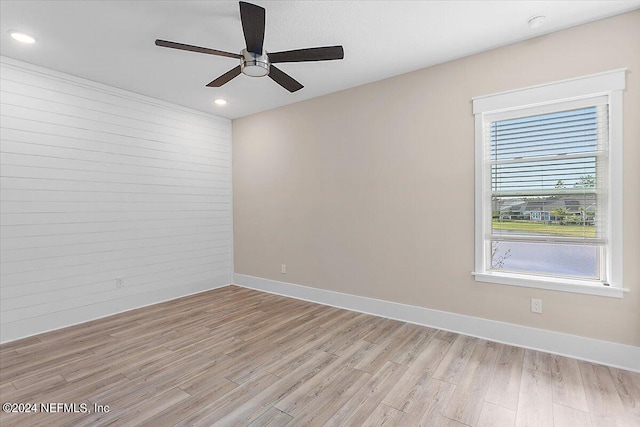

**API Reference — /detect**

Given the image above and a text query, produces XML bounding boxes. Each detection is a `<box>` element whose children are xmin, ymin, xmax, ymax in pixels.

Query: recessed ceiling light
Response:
<box><xmin>9</xmin><ymin>31</ymin><xmax>36</xmax><ymax>44</ymax></box>
<box><xmin>214</xmin><ymin>98</ymin><xmax>227</xmax><ymax>106</ymax></box>
<box><xmin>528</xmin><ymin>16</ymin><xmax>546</xmax><ymax>29</ymax></box>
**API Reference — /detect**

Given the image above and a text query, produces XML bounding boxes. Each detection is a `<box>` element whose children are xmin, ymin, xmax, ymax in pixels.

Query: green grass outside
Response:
<box><xmin>492</xmin><ymin>220</ymin><xmax>596</xmax><ymax>238</ymax></box>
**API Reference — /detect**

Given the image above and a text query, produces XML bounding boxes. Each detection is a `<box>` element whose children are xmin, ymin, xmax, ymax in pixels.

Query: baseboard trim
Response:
<box><xmin>233</xmin><ymin>273</ymin><xmax>640</xmax><ymax>372</ymax></box>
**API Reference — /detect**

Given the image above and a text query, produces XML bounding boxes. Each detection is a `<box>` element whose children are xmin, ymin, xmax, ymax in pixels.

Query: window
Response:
<box><xmin>472</xmin><ymin>70</ymin><xmax>626</xmax><ymax>297</ymax></box>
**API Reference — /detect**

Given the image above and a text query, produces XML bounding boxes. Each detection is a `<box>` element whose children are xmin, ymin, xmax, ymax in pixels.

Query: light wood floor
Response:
<box><xmin>1</xmin><ymin>286</ymin><xmax>638</xmax><ymax>426</ymax></box>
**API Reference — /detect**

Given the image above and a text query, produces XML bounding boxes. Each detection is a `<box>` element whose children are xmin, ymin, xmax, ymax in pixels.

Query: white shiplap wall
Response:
<box><xmin>0</xmin><ymin>56</ymin><xmax>232</xmax><ymax>343</ymax></box>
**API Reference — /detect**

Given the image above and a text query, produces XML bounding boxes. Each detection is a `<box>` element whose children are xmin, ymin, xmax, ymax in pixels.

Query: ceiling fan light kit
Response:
<box><xmin>155</xmin><ymin>1</ymin><xmax>344</xmax><ymax>92</ymax></box>
<box><xmin>241</xmin><ymin>49</ymin><xmax>269</xmax><ymax>77</ymax></box>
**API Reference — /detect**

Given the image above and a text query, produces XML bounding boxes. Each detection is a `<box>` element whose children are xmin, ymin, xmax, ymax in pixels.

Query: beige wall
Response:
<box><xmin>233</xmin><ymin>11</ymin><xmax>640</xmax><ymax>346</ymax></box>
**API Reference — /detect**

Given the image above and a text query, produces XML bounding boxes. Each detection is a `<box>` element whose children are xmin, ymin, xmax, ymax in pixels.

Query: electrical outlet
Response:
<box><xmin>531</xmin><ymin>298</ymin><xmax>542</xmax><ymax>313</ymax></box>
<box><xmin>281</xmin><ymin>264</ymin><xmax>286</xmax><ymax>274</ymax></box>
<box><xmin>115</xmin><ymin>276</ymin><xmax>124</xmax><ymax>288</ymax></box>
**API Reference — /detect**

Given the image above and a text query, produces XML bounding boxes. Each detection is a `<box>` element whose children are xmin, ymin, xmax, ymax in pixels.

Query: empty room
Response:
<box><xmin>1</xmin><ymin>1</ymin><xmax>639</xmax><ymax>426</ymax></box>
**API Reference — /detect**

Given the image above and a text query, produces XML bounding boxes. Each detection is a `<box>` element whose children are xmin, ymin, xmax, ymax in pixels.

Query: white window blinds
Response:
<box><xmin>486</xmin><ymin>100</ymin><xmax>608</xmax><ymax>246</ymax></box>
<box><xmin>482</xmin><ymin>97</ymin><xmax>609</xmax><ymax>280</ymax></box>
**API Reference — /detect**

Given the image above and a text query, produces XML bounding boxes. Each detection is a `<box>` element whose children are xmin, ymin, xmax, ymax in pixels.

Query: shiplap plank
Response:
<box><xmin>1</xmin><ymin>261</ymin><xmax>231</xmax><ymax>308</ymax></box>
<box><xmin>1</xmin><ymin>269</ymin><xmax>230</xmax><ymax>323</ymax></box>
<box><xmin>0</xmin><ymin>116</ymin><xmax>228</xmax><ymax>161</ymax></box>
<box><xmin>1</xmin><ymin>231</ymin><xmax>226</xmax><ymax>262</ymax></box>
<box><xmin>1</xmin><ymin>127</ymin><xmax>230</xmax><ymax>164</ymax></box>
<box><xmin>0</xmin><ymin>62</ymin><xmax>230</xmax><ymax>133</ymax></box>
<box><xmin>0</xmin><ymin>141</ymin><xmax>229</xmax><ymax>173</ymax></box>
<box><xmin>1</xmin><ymin>211</ymin><xmax>229</xmax><ymax>226</ymax></box>
<box><xmin>0</xmin><ymin>164</ymin><xmax>230</xmax><ymax>188</ymax></box>
<box><xmin>0</xmin><ymin>104</ymin><xmax>228</xmax><ymax>154</ymax></box>
<box><xmin>2</xmin><ymin>240</ymin><xmax>227</xmax><ymax>274</ymax></box>
<box><xmin>0</xmin><ymin>228</ymin><xmax>229</xmax><ymax>251</ymax></box>
<box><xmin>1</xmin><ymin>150</ymin><xmax>229</xmax><ymax>181</ymax></box>
<box><xmin>1</xmin><ymin>246</ymin><xmax>230</xmax><ymax>289</ymax></box>
<box><xmin>1</xmin><ymin>89</ymin><xmax>227</xmax><ymax>142</ymax></box>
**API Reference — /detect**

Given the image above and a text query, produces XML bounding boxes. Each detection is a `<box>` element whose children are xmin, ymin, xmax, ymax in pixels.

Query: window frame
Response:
<box><xmin>472</xmin><ymin>69</ymin><xmax>627</xmax><ymax>298</ymax></box>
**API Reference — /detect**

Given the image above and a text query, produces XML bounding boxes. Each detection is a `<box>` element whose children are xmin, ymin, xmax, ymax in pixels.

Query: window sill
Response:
<box><xmin>472</xmin><ymin>271</ymin><xmax>628</xmax><ymax>298</ymax></box>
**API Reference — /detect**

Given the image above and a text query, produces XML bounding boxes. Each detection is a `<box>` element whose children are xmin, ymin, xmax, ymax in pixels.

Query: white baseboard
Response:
<box><xmin>234</xmin><ymin>273</ymin><xmax>640</xmax><ymax>373</ymax></box>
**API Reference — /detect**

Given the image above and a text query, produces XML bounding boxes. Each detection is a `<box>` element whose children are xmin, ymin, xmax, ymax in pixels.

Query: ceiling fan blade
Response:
<box><xmin>269</xmin><ymin>46</ymin><xmax>344</xmax><ymax>63</ymax></box>
<box><xmin>239</xmin><ymin>1</ymin><xmax>265</xmax><ymax>55</ymax></box>
<box><xmin>206</xmin><ymin>66</ymin><xmax>242</xmax><ymax>87</ymax></box>
<box><xmin>155</xmin><ymin>39</ymin><xmax>241</xmax><ymax>59</ymax></box>
<box><xmin>269</xmin><ymin>65</ymin><xmax>303</xmax><ymax>93</ymax></box>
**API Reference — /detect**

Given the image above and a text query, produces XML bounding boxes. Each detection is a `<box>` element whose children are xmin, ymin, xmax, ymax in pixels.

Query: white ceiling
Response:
<box><xmin>1</xmin><ymin>1</ymin><xmax>639</xmax><ymax>119</ymax></box>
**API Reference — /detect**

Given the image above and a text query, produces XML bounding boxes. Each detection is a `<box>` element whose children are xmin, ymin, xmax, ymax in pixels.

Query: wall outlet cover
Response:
<box><xmin>531</xmin><ymin>298</ymin><xmax>543</xmax><ymax>313</ymax></box>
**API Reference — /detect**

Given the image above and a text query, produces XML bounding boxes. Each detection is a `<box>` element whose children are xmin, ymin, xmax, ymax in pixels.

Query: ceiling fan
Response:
<box><xmin>155</xmin><ymin>1</ymin><xmax>344</xmax><ymax>93</ymax></box>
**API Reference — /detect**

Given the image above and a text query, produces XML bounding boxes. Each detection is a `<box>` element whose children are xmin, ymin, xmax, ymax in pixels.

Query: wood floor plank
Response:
<box><xmin>484</xmin><ymin>345</ymin><xmax>524</xmax><ymax>411</ymax></box>
<box><xmin>389</xmin><ymin>326</ymin><xmax>437</xmax><ymax>367</ymax></box>
<box><xmin>551</xmin><ymin>354</ymin><xmax>589</xmax><ymax>412</ymax></box>
<box><xmin>589</xmin><ymin>413</ymin><xmax>618</xmax><ymax>426</ymax></box>
<box><xmin>248</xmin><ymin>406</ymin><xmax>293</xmax><ymax>426</ymax></box>
<box><xmin>0</xmin><ymin>381</ymin><xmax>16</xmax><ymax>395</ymax></box>
<box><xmin>515</xmin><ymin>368</ymin><xmax>553</xmax><ymax>427</ymax></box>
<box><xmin>442</xmin><ymin>340</ymin><xmax>501</xmax><ymax>426</ymax></box>
<box><xmin>82</xmin><ymin>386</ymin><xmax>191</xmax><ymax>426</ymax></box>
<box><xmin>0</xmin><ymin>286</ymin><xmax>636</xmax><ymax>426</ymax></box>
<box><xmin>273</xmin><ymin>341</ymin><xmax>370</xmax><ymax>416</ymax></box>
<box><xmin>213</xmin><ymin>350</ymin><xmax>338</xmax><ymax>425</ymax></box>
<box><xmin>609</xmin><ymin>366</ymin><xmax>640</xmax><ymax>425</ymax></box>
<box><xmin>432</xmin><ymin>334</ymin><xmax>478</xmax><ymax>384</ymax></box>
<box><xmin>137</xmin><ymin>378</ymin><xmax>239</xmax><ymax>426</ymax></box>
<box><xmin>0</xmin><ymin>350</ymin><xmax>23</xmax><ymax>370</ymax></box>
<box><xmin>553</xmin><ymin>403</ymin><xmax>592</xmax><ymax>427</ymax></box>
<box><xmin>353</xmin><ymin>325</ymin><xmax>412</xmax><ymax>374</ymax></box>
<box><xmin>284</xmin><ymin>367</ymin><xmax>371</xmax><ymax>426</ymax></box>
<box><xmin>477</xmin><ymin>401</ymin><xmax>516</xmax><ymax>427</ymax></box>
<box><xmin>381</xmin><ymin>337</ymin><xmax>453</xmax><ymax>413</ymax></box>
<box><xmin>223</xmin><ymin>329</ymin><xmax>329</xmax><ymax>384</ymax></box>
<box><xmin>0</xmin><ymin>336</ymin><xmax>41</xmax><ymax>353</ymax></box>
<box><xmin>61</xmin><ymin>342</ymin><xmax>174</xmax><ymax>383</ymax></box>
<box><xmin>362</xmin><ymin>403</ymin><xmax>406</xmax><ymax>427</ymax></box>
<box><xmin>315</xmin><ymin>309</ymin><xmax>362</xmax><ymax>333</ymax></box>
<box><xmin>172</xmin><ymin>371</ymin><xmax>280</xmax><ymax>425</ymax></box>
<box><xmin>0</xmin><ymin>349</ymin><xmax>95</xmax><ymax>384</ymax></box>
<box><xmin>325</xmin><ymin>361</ymin><xmax>407</xmax><ymax>426</ymax></box>
<box><xmin>435</xmin><ymin>330</ymin><xmax>458</xmax><ymax>343</ymax></box>
<box><xmin>579</xmin><ymin>361</ymin><xmax>633</xmax><ymax>426</ymax></box>
<box><xmin>176</xmin><ymin>355</ymin><xmax>240</xmax><ymax>396</ymax></box>
<box><xmin>433</xmin><ymin>415</ymin><xmax>473</xmax><ymax>426</ymax></box>
<box><xmin>262</xmin><ymin>331</ymin><xmax>335</xmax><ymax>377</ymax></box>
<box><xmin>398</xmin><ymin>378</ymin><xmax>456</xmax><ymax>426</ymax></box>
<box><xmin>523</xmin><ymin>349</ymin><xmax>551</xmax><ymax>374</ymax></box>
<box><xmin>6</xmin><ymin>374</ymin><xmax>68</xmax><ymax>401</ymax></box>
<box><xmin>361</xmin><ymin>318</ymin><xmax>404</xmax><ymax>344</ymax></box>
<box><xmin>0</xmin><ymin>373</ymin><xmax>131</xmax><ymax>427</ymax></box>
<box><xmin>321</xmin><ymin>318</ymin><xmax>379</xmax><ymax>357</ymax></box>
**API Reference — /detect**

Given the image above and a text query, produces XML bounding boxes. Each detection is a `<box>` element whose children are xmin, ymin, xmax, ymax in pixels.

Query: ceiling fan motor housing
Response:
<box><xmin>241</xmin><ymin>49</ymin><xmax>270</xmax><ymax>77</ymax></box>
